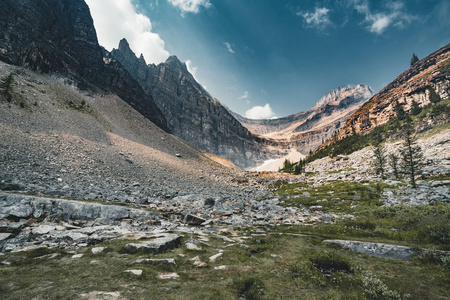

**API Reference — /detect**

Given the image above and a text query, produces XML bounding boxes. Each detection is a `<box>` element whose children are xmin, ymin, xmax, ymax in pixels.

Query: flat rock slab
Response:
<box><xmin>124</xmin><ymin>269</ymin><xmax>143</xmax><ymax>276</ymax></box>
<box><xmin>158</xmin><ymin>272</ymin><xmax>180</xmax><ymax>280</ymax></box>
<box><xmin>324</xmin><ymin>239</ymin><xmax>415</xmax><ymax>260</ymax></box>
<box><xmin>133</xmin><ymin>258</ymin><xmax>176</xmax><ymax>265</ymax></box>
<box><xmin>124</xmin><ymin>234</ymin><xmax>181</xmax><ymax>254</ymax></box>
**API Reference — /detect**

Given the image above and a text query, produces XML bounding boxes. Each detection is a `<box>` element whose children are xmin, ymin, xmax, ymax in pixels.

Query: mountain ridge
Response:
<box><xmin>0</xmin><ymin>0</ymin><xmax>169</xmax><ymax>132</ymax></box>
<box><xmin>108</xmin><ymin>38</ymin><xmax>289</xmax><ymax>168</ymax></box>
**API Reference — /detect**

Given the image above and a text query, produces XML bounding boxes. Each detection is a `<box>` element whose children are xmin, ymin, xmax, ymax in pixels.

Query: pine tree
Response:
<box><xmin>428</xmin><ymin>86</ymin><xmax>440</xmax><ymax>104</ymax></box>
<box><xmin>372</xmin><ymin>142</ymin><xmax>386</xmax><ymax>178</ymax></box>
<box><xmin>388</xmin><ymin>153</ymin><xmax>400</xmax><ymax>179</ymax></box>
<box><xmin>410</xmin><ymin>100</ymin><xmax>422</xmax><ymax>116</ymax></box>
<box><xmin>281</xmin><ymin>159</ymin><xmax>293</xmax><ymax>173</ymax></box>
<box><xmin>410</xmin><ymin>53</ymin><xmax>419</xmax><ymax>66</ymax></box>
<box><xmin>394</xmin><ymin>100</ymin><xmax>406</xmax><ymax>120</ymax></box>
<box><xmin>0</xmin><ymin>72</ymin><xmax>15</xmax><ymax>102</ymax></box>
<box><xmin>399</xmin><ymin>118</ymin><xmax>423</xmax><ymax>188</ymax></box>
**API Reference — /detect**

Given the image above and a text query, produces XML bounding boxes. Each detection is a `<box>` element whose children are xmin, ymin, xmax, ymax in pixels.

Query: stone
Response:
<box><xmin>72</xmin><ymin>254</ymin><xmax>84</xmax><ymax>259</ymax></box>
<box><xmin>124</xmin><ymin>269</ymin><xmax>143</xmax><ymax>276</ymax></box>
<box><xmin>91</xmin><ymin>247</ymin><xmax>106</xmax><ymax>254</ymax></box>
<box><xmin>0</xmin><ymin>233</ymin><xmax>12</xmax><ymax>241</ymax></box>
<box><xmin>214</xmin><ymin>265</ymin><xmax>227</xmax><ymax>270</ymax></box>
<box><xmin>124</xmin><ymin>234</ymin><xmax>181</xmax><ymax>254</ymax></box>
<box><xmin>32</xmin><ymin>225</ymin><xmax>56</xmax><ymax>235</ymax></box>
<box><xmin>309</xmin><ymin>206</ymin><xmax>323</xmax><ymax>213</ymax></box>
<box><xmin>324</xmin><ymin>240</ymin><xmax>415</xmax><ymax>260</ymax></box>
<box><xmin>190</xmin><ymin>256</ymin><xmax>207</xmax><ymax>267</ymax></box>
<box><xmin>209</xmin><ymin>253</ymin><xmax>223</xmax><ymax>262</ymax></box>
<box><xmin>200</xmin><ymin>219</ymin><xmax>214</xmax><ymax>226</ymax></box>
<box><xmin>157</xmin><ymin>273</ymin><xmax>180</xmax><ymax>280</ymax></box>
<box><xmin>133</xmin><ymin>258</ymin><xmax>176</xmax><ymax>265</ymax></box>
<box><xmin>185</xmin><ymin>243</ymin><xmax>202</xmax><ymax>251</ymax></box>
<box><xmin>184</xmin><ymin>214</ymin><xmax>206</xmax><ymax>225</ymax></box>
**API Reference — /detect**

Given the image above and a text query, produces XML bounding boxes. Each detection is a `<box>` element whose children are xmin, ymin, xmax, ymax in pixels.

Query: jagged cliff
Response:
<box><xmin>332</xmin><ymin>43</ymin><xmax>450</xmax><ymax>143</ymax></box>
<box><xmin>108</xmin><ymin>39</ymin><xmax>288</xmax><ymax>168</ymax></box>
<box><xmin>233</xmin><ymin>84</ymin><xmax>374</xmax><ymax>153</ymax></box>
<box><xmin>0</xmin><ymin>0</ymin><xmax>169</xmax><ymax>132</ymax></box>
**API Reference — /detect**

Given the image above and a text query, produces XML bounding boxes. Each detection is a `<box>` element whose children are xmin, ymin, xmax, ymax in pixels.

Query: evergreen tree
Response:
<box><xmin>394</xmin><ymin>100</ymin><xmax>406</xmax><ymax>120</ymax></box>
<box><xmin>428</xmin><ymin>86</ymin><xmax>440</xmax><ymax>104</ymax></box>
<box><xmin>410</xmin><ymin>53</ymin><xmax>419</xmax><ymax>66</ymax></box>
<box><xmin>372</xmin><ymin>142</ymin><xmax>386</xmax><ymax>178</ymax></box>
<box><xmin>0</xmin><ymin>72</ymin><xmax>15</xmax><ymax>102</ymax></box>
<box><xmin>410</xmin><ymin>100</ymin><xmax>422</xmax><ymax>116</ymax></box>
<box><xmin>281</xmin><ymin>159</ymin><xmax>293</xmax><ymax>173</ymax></box>
<box><xmin>399</xmin><ymin>118</ymin><xmax>424</xmax><ymax>188</ymax></box>
<box><xmin>388</xmin><ymin>153</ymin><xmax>400</xmax><ymax>179</ymax></box>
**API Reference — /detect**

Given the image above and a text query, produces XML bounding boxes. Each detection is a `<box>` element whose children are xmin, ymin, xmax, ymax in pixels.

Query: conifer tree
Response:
<box><xmin>388</xmin><ymin>153</ymin><xmax>400</xmax><ymax>179</ymax></box>
<box><xmin>428</xmin><ymin>86</ymin><xmax>440</xmax><ymax>104</ymax></box>
<box><xmin>394</xmin><ymin>100</ymin><xmax>406</xmax><ymax>120</ymax></box>
<box><xmin>410</xmin><ymin>100</ymin><xmax>421</xmax><ymax>116</ymax></box>
<box><xmin>0</xmin><ymin>72</ymin><xmax>15</xmax><ymax>102</ymax></box>
<box><xmin>410</xmin><ymin>53</ymin><xmax>419</xmax><ymax>66</ymax></box>
<box><xmin>399</xmin><ymin>118</ymin><xmax>423</xmax><ymax>188</ymax></box>
<box><xmin>372</xmin><ymin>142</ymin><xmax>386</xmax><ymax>178</ymax></box>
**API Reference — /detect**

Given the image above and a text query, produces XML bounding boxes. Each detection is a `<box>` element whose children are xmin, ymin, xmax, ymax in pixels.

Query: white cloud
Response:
<box><xmin>86</xmin><ymin>0</ymin><xmax>170</xmax><ymax>64</ymax></box>
<box><xmin>297</xmin><ymin>7</ymin><xmax>332</xmax><ymax>30</ymax></box>
<box><xmin>185</xmin><ymin>60</ymin><xmax>198</xmax><ymax>79</ymax></box>
<box><xmin>239</xmin><ymin>91</ymin><xmax>249</xmax><ymax>100</ymax></box>
<box><xmin>350</xmin><ymin>0</ymin><xmax>416</xmax><ymax>35</ymax></box>
<box><xmin>167</xmin><ymin>0</ymin><xmax>211</xmax><ymax>13</ymax></box>
<box><xmin>224</xmin><ymin>42</ymin><xmax>235</xmax><ymax>54</ymax></box>
<box><xmin>245</xmin><ymin>104</ymin><xmax>276</xmax><ymax>119</ymax></box>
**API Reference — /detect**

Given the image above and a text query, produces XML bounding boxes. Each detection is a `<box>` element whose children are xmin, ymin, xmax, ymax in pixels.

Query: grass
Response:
<box><xmin>1</xmin><ymin>227</ymin><xmax>448</xmax><ymax>299</ymax></box>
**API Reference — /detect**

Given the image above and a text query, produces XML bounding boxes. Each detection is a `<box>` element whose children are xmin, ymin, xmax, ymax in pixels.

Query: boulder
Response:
<box><xmin>124</xmin><ymin>235</ymin><xmax>181</xmax><ymax>254</ymax></box>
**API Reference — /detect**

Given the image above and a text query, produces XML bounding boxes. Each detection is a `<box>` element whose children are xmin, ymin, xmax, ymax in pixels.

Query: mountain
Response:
<box><xmin>0</xmin><ymin>0</ymin><xmax>169</xmax><ymax>132</ymax></box>
<box><xmin>232</xmin><ymin>84</ymin><xmax>374</xmax><ymax>153</ymax></box>
<box><xmin>108</xmin><ymin>39</ymin><xmax>287</xmax><ymax>168</ymax></box>
<box><xmin>332</xmin><ymin>43</ymin><xmax>450</xmax><ymax>142</ymax></box>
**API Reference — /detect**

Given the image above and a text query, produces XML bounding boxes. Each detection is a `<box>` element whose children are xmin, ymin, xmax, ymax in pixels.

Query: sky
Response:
<box><xmin>85</xmin><ymin>0</ymin><xmax>450</xmax><ymax>119</ymax></box>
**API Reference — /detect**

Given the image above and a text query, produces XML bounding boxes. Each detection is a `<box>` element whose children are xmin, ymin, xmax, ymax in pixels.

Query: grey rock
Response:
<box><xmin>133</xmin><ymin>258</ymin><xmax>176</xmax><ymax>265</ymax></box>
<box><xmin>324</xmin><ymin>240</ymin><xmax>415</xmax><ymax>260</ymax></box>
<box><xmin>184</xmin><ymin>214</ymin><xmax>206</xmax><ymax>225</ymax></box>
<box><xmin>124</xmin><ymin>234</ymin><xmax>181</xmax><ymax>254</ymax></box>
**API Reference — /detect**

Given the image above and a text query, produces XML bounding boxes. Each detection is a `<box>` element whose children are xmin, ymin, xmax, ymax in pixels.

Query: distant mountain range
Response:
<box><xmin>327</xmin><ymin>43</ymin><xmax>450</xmax><ymax>146</ymax></box>
<box><xmin>232</xmin><ymin>84</ymin><xmax>374</xmax><ymax>153</ymax></box>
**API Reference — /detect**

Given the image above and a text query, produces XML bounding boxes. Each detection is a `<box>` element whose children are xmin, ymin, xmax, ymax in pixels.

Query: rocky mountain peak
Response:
<box><xmin>164</xmin><ymin>55</ymin><xmax>189</xmax><ymax>74</ymax></box>
<box><xmin>312</xmin><ymin>84</ymin><xmax>374</xmax><ymax>111</ymax></box>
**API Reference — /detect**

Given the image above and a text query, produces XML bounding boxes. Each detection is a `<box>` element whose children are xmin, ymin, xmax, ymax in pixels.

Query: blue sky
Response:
<box><xmin>86</xmin><ymin>0</ymin><xmax>450</xmax><ymax>119</ymax></box>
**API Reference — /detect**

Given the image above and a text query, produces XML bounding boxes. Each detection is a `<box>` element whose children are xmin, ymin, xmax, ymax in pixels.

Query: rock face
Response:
<box><xmin>0</xmin><ymin>193</ymin><xmax>161</xmax><ymax>222</ymax></box>
<box><xmin>331</xmin><ymin>43</ymin><xmax>450</xmax><ymax>144</ymax></box>
<box><xmin>233</xmin><ymin>84</ymin><xmax>374</xmax><ymax>153</ymax></box>
<box><xmin>0</xmin><ymin>0</ymin><xmax>169</xmax><ymax>132</ymax></box>
<box><xmin>108</xmin><ymin>39</ymin><xmax>287</xmax><ymax>168</ymax></box>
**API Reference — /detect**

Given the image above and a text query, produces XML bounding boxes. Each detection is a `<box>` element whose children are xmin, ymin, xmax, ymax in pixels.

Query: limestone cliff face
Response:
<box><xmin>109</xmin><ymin>39</ymin><xmax>288</xmax><ymax>168</ymax></box>
<box><xmin>333</xmin><ymin>43</ymin><xmax>450</xmax><ymax>143</ymax></box>
<box><xmin>0</xmin><ymin>0</ymin><xmax>169</xmax><ymax>132</ymax></box>
<box><xmin>233</xmin><ymin>84</ymin><xmax>374</xmax><ymax>153</ymax></box>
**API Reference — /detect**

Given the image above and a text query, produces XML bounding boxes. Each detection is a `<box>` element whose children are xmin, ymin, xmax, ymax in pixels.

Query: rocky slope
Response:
<box><xmin>108</xmin><ymin>39</ymin><xmax>288</xmax><ymax>169</ymax></box>
<box><xmin>233</xmin><ymin>84</ymin><xmax>374</xmax><ymax>153</ymax></box>
<box><xmin>331</xmin><ymin>43</ymin><xmax>450</xmax><ymax>143</ymax></box>
<box><xmin>0</xmin><ymin>0</ymin><xmax>169</xmax><ymax>132</ymax></box>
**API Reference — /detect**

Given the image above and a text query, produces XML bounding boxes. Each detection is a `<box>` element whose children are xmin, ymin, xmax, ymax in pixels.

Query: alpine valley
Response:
<box><xmin>0</xmin><ymin>0</ymin><xmax>449</xmax><ymax>299</ymax></box>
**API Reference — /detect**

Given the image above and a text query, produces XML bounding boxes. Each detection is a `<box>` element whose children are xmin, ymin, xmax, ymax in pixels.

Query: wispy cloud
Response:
<box><xmin>297</xmin><ymin>7</ymin><xmax>332</xmax><ymax>30</ymax></box>
<box><xmin>85</xmin><ymin>0</ymin><xmax>169</xmax><ymax>64</ymax></box>
<box><xmin>350</xmin><ymin>0</ymin><xmax>417</xmax><ymax>35</ymax></box>
<box><xmin>224</xmin><ymin>42</ymin><xmax>235</xmax><ymax>54</ymax></box>
<box><xmin>185</xmin><ymin>59</ymin><xmax>197</xmax><ymax>79</ymax></box>
<box><xmin>239</xmin><ymin>91</ymin><xmax>250</xmax><ymax>103</ymax></box>
<box><xmin>245</xmin><ymin>104</ymin><xmax>277</xmax><ymax>120</ymax></box>
<box><xmin>167</xmin><ymin>0</ymin><xmax>211</xmax><ymax>14</ymax></box>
